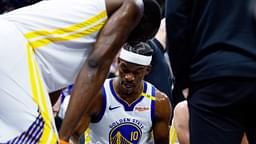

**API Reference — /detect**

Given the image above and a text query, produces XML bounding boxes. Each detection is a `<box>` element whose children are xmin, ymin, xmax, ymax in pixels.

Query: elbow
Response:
<box><xmin>85</xmin><ymin>56</ymin><xmax>112</xmax><ymax>73</ymax></box>
<box><xmin>80</xmin><ymin>58</ymin><xmax>101</xmax><ymax>84</ymax></box>
<box><xmin>86</xmin><ymin>57</ymin><xmax>100</xmax><ymax>69</ymax></box>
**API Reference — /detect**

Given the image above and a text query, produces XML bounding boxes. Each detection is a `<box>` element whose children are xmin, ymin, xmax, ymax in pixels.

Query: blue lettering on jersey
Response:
<box><xmin>109</xmin><ymin>118</ymin><xmax>144</xmax><ymax>129</ymax></box>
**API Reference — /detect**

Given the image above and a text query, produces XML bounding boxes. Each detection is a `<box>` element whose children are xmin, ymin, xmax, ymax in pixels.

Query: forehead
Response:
<box><xmin>119</xmin><ymin>59</ymin><xmax>146</xmax><ymax>70</ymax></box>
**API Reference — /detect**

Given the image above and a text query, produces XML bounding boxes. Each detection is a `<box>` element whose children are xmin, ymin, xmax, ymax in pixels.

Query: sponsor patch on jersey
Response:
<box><xmin>135</xmin><ymin>106</ymin><xmax>149</xmax><ymax>112</ymax></box>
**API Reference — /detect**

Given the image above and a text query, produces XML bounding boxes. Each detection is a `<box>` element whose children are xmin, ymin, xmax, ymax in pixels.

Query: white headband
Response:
<box><xmin>119</xmin><ymin>48</ymin><xmax>152</xmax><ymax>66</ymax></box>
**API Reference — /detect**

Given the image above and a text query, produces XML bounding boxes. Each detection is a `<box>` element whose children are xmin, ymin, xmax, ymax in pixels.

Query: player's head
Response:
<box><xmin>127</xmin><ymin>0</ymin><xmax>161</xmax><ymax>44</ymax></box>
<box><xmin>117</xmin><ymin>42</ymin><xmax>153</xmax><ymax>95</ymax></box>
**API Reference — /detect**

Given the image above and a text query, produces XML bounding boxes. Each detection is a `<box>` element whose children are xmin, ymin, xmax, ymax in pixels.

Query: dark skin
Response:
<box><xmin>49</xmin><ymin>89</ymin><xmax>63</xmax><ymax>106</ymax></box>
<box><xmin>59</xmin><ymin>0</ymin><xmax>144</xmax><ymax>141</ymax></box>
<box><xmin>73</xmin><ymin>58</ymin><xmax>172</xmax><ymax>143</ymax></box>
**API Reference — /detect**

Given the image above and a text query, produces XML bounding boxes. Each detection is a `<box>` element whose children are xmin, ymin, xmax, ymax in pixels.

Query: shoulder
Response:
<box><xmin>174</xmin><ymin>100</ymin><xmax>187</xmax><ymax>114</ymax></box>
<box><xmin>155</xmin><ymin>90</ymin><xmax>169</xmax><ymax>102</ymax></box>
<box><xmin>173</xmin><ymin>100</ymin><xmax>188</xmax><ymax>125</ymax></box>
<box><xmin>90</xmin><ymin>86</ymin><xmax>106</xmax><ymax>116</ymax></box>
<box><xmin>105</xmin><ymin>0</ymin><xmax>144</xmax><ymax>16</ymax></box>
<box><xmin>154</xmin><ymin>89</ymin><xmax>172</xmax><ymax>119</ymax></box>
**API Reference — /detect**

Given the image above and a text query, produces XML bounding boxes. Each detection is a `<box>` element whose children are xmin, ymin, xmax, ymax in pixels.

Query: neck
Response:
<box><xmin>113</xmin><ymin>79</ymin><xmax>144</xmax><ymax>105</ymax></box>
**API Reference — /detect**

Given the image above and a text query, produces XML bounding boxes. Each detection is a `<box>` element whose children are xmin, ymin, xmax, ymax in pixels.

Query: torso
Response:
<box><xmin>84</xmin><ymin>78</ymin><xmax>156</xmax><ymax>144</ymax></box>
<box><xmin>2</xmin><ymin>0</ymin><xmax>108</xmax><ymax>92</ymax></box>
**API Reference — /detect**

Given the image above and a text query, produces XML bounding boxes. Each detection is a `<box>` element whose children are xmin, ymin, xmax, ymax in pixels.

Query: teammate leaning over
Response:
<box><xmin>0</xmin><ymin>0</ymin><xmax>162</xmax><ymax>143</ymax></box>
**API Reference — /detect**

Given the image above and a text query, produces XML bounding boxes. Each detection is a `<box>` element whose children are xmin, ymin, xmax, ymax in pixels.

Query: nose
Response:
<box><xmin>124</xmin><ymin>73</ymin><xmax>135</xmax><ymax>81</ymax></box>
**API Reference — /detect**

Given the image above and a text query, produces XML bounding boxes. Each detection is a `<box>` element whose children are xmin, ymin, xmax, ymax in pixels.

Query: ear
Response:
<box><xmin>145</xmin><ymin>65</ymin><xmax>151</xmax><ymax>75</ymax></box>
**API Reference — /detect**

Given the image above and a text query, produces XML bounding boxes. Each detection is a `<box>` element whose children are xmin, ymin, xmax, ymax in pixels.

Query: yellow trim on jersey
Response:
<box><xmin>84</xmin><ymin>128</ymin><xmax>91</xmax><ymax>144</ymax></box>
<box><xmin>27</xmin><ymin>45</ymin><xmax>58</xmax><ymax>143</ymax></box>
<box><xmin>141</xmin><ymin>92</ymin><xmax>156</xmax><ymax>101</ymax></box>
<box><xmin>25</xmin><ymin>11</ymin><xmax>107</xmax><ymax>39</ymax></box>
<box><xmin>169</xmin><ymin>126</ymin><xmax>177</xmax><ymax>144</ymax></box>
<box><xmin>24</xmin><ymin>11</ymin><xmax>107</xmax><ymax>49</ymax></box>
<box><xmin>29</xmin><ymin>22</ymin><xmax>105</xmax><ymax>49</ymax></box>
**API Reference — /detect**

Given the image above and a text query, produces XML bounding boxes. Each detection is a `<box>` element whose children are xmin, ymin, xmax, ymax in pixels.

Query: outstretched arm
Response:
<box><xmin>59</xmin><ymin>0</ymin><xmax>143</xmax><ymax>141</ymax></box>
<box><xmin>153</xmin><ymin>90</ymin><xmax>172</xmax><ymax>144</ymax></box>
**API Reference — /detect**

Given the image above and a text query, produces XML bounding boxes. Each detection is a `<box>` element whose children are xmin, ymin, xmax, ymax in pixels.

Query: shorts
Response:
<box><xmin>0</xmin><ymin>18</ymin><xmax>58</xmax><ymax>143</ymax></box>
<box><xmin>188</xmin><ymin>77</ymin><xmax>256</xmax><ymax>144</ymax></box>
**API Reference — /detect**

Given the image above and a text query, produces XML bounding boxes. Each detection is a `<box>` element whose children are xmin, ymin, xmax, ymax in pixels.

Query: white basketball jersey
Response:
<box><xmin>2</xmin><ymin>0</ymin><xmax>108</xmax><ymax>92</ymax></box>
<box><xmin>84</xmin><ymin>79</ymin><xmax>157</xmax><ymax>144</ymax></box>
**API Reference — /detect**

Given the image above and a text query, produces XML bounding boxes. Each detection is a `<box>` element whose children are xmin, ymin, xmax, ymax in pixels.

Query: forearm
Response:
<box><xmin>59</xmin><ymin>61</ymin><xmax>111</xmax><ymax>140</ymax></box>
<box><xmin>71</xmin><ymin>108</ymin><xmax>92</xmax><ymax>143</ymax></box>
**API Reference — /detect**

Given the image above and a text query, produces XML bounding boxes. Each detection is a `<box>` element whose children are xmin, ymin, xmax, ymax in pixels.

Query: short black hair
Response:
<box><xmin>123</xmin><ymin>42</ymin><xmax>154</xmax><ymax>56</ymax></box>
<box><xmin>127</xmin><ymin>0</ymin><xmax>161</xmax><ymax>44</ymax></box>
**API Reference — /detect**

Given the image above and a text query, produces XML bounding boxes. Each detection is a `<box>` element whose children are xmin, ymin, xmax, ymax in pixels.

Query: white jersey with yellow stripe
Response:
<box><xmin>2</xmin><ymin>0</ymin><xmax>108</xmax><ymax>92</ymax></box>
<box><xmin>0</xmin><ymin>18</ymin><xmax>58</xmax><ymax>143</ymax></box>
<box><xmin>83</xmin><ymin>78</ymin><xmax>156</xmax><ymax>144</ymax></box>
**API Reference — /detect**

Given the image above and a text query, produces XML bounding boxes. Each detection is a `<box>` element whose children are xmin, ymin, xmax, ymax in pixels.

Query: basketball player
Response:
<box><xmin>72</xmin><ymin>42</ymin><xmax>172</xmax><ymax>143</ymax></box>
<box><xmin>0</xmin><ymin>0</ymin><xmax>161</xmax><ymax>143</ymax></box>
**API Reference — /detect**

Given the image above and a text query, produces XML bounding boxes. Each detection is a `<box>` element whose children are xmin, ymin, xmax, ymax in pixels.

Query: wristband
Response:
<box><xmin>60</xmin><ymin>139</ymin><xmax>69</xmax><ymax>144</ymax></box>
